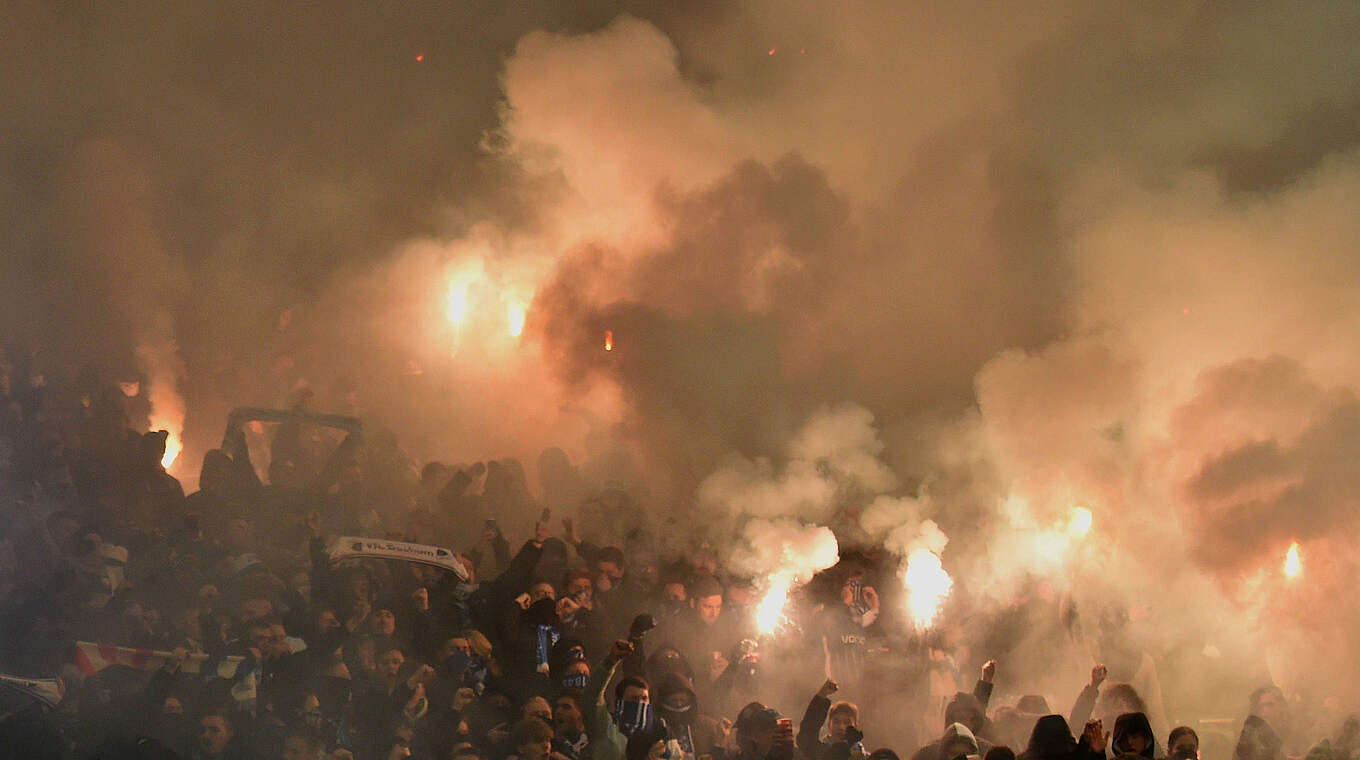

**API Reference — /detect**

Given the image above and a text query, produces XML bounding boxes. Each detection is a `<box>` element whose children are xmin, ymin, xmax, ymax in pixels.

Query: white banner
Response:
<box><xmin>326</xmin><ymin>536</ymin><xmax>469</xmax><ymax>582</ymax></box>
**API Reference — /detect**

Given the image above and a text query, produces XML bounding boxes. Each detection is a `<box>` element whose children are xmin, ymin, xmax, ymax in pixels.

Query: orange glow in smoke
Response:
<box><xmin>1283</xmin><ymin>541</ymin><xmax>1302</xmax><ymax>578</ymax></box>
<box><xmin>416</xmin><ymin>53</ymin><xmax>424</xmax><ymax>62</ymax></box>
<box><xmin>768</xmin><ymin>47</ymin><xmax>777</xmax><ymax>56</ymax></box>
<box><xmin>604</xmin><ymin>330</ymin><xmax>613</xmax><ymax>351</ymax></box>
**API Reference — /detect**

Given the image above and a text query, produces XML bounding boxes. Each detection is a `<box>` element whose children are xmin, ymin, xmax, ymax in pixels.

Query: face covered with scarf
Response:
<box><xmin>614</xmin><ymin>681</ymin><xmax>655</xmax><ymax>737</ymax></box>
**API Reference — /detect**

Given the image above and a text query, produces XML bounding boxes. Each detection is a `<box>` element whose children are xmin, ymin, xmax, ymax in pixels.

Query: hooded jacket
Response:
<box><xmin>910</xmin><ymin>692</ymin><xmax>995</xmax><ymax>760</ymax></box>
<box><xmin>1017</xmin><ymin>715</ymin><xmax>1101</xmax><ymax>760</ymax></box>
<box><xmin>940</xmin><ymin>723</ymin><xmax>980</xmax><ymax>759</ymax></box>
<box><xmin>1111</xmin><ymin>712</ymin><xmax>1159</xmax><ymax>759</ymax></box>
<box><xmin>655</xmin><ymin>672</ymin><xmax>723</xmax><ymax>759</ymax></box>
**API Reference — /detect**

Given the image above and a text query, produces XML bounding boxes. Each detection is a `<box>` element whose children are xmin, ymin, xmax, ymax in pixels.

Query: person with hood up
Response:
<box><xmin>1016</xmin><ymin>715</ymin><xmax>1101</xmax><ymax>760</ymax></box>
<box><xmin>938</xmin><ymin>724</ymin><xmax>981</xmax><ymax>760</ymax></box>
<box><xmin>911</xmin><ymin>688</ymin><xmax>995</xmax><ymax>760</ymax></box>
<box><xmin>1109</xmin><ymin>713</ymin><xmax>1160</xmax><ymax>759</ymax></box>
<box><xmin>733</xmin><ymin>702</ymin><xmax>795</xmax><ymax>760</ymax></box>
<box><xmin>797</xmin><ymin>679</ymin><xmax>864</xmax><ymax>760</ymax></box>
<box><xmin>655</xmin><ymin>671</ymin><xmax>724</xmax><ymax>760</ymax></box>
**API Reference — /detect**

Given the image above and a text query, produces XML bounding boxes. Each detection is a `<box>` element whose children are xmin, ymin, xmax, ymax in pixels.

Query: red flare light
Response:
<box><xmin>604</xmin><ymin>330</ymin><xmax>613</xmax><ymax>352</ymax></box>
<box><xmin>768</xmin><ymin>47</ymin><xmax>777</xmax><ymax>56</ymax></box>
<box><xmin>416</xmin><ymin>53</ymin><xmax>424</xmax><ymax>62</ymax></box>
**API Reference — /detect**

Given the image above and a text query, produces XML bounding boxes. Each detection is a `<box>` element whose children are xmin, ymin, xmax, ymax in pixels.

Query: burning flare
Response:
<box><xmin>604</xmin><ymin>330</ymin><xmax>613</xmax><ymax>351</ymax></box>
<box><xmin>447</xmin><ymin>283</ymin><xmax>471</xmax><ymax>327</ymax></box>
<box><xmin>157</xmin><ymin>429</ymin><xmax>182</xmax><ymax>470</ymax></box>
<box><xmin>136</xmin><ymin>335</ymin><xmax>185</xmax><ymax>472</ymax></box>
<box><xmin>1283</xmin><ymin>541</ymin><xmax>1302</xmax><ymax>578</ymax></box>
<box><xmin>755</xmin><ymin>574</ymin><xmax>792</xmax><ymax>635</ymax></box>
<box><xmin>1067</xmin><ymin>506</ymin><xmax>1093</xmax><ymax>538</ymax></box>
<box><xmin>903</xmin><ymin>548</ymin><xmax>952</xmax><ymax>629</ymax></box>
<box><xmin>507</xmin><ymin>303</ymin><xmax>526</xmax><ymax>338</ymax></box>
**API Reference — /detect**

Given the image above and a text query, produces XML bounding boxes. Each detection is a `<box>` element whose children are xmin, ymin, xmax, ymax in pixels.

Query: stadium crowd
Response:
<box><xmin>0</xmin><ymin>360</ymin><xmax>1351</xmax><ymax>760</ymax></box>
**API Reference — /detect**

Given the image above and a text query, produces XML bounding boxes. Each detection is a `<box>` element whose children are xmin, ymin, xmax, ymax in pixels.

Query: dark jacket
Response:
<box><xmin>1110</xmin><ymin>712</ymin><xmax>1159</xmax><ymax>759</ymax></box>
<box><xmin>797</xmin><ymin>695</ymin><xmax>856</xmax><ymax>760</ymax></box>
<box><xmin>1234</xmin><ymin>715</ymin><xmax>1284</xmax><ymax>760</ymax></box>
<box><xmin>656</xmin><ymin>672</ymin><xmax>723</xmax><ymax>759</ymax></box>
<box><xmin>1017</xmin><ymin>715</ymin><xmax>1102</xmax><ymax>760</ymax></box>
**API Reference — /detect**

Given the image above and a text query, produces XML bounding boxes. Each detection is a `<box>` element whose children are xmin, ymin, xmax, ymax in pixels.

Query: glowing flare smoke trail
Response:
<box><xmin>903</xmin><ymin>548</ymin><xmax>952</xmax><ymax>629</ymax></box>
<box><xmin>755</xmin><ymin>573</ymin><xmax>792</xmax><ymax>635</ymax></box>
<box><xmin>1283</xmin><ymin>541</ymin><xmax>1302</xmax><ymax>578</ymax></box>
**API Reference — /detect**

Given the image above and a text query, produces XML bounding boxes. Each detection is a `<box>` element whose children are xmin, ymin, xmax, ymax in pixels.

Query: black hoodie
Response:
<box><xmin>1018</xmin><ymin>714</ymin><xmax>1102</xmax><ymax>760</ymax></box>
<box><xmin>1111</xmin><ymin>713</ymin><xmax>1159</xmax><ymax>759</ymax></box>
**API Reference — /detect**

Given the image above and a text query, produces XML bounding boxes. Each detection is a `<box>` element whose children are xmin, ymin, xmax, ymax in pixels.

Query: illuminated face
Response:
<box><xmin>829</xmin><ymin>713</ymin><xmax>855</xmax><ymax>742</ymax></box>
<box><xmin>318</xmin><ymin>609</ymin><xmax>340</xmax><ymax>632</ymax></box>
<box><xmin>1170</xmin><ymin>735</ymin><xmax>1198</xmax><ymax>759</ymax></box>
<box><xmin>379</xmin><ymin>649</ymin><xmax>405</xmax><ymax>680</ymax></box>
<box><xmin>198</xmin><ymin>715</ymin><xmax>233</xmax><ymax>756</ymax></box>
<box><xmin>622</xmin><ymin>685</ymin><xmax>649</xmax><ymax>703</ymax></box>
<box><xmin>524</xmin><ymin>696</ymin><xmax>553</xmax><ymax>723</ymax></box>
<box><xmin>662</xmin><ymin>583</ymin><xmax>687</xmax><ymax>602</ymax></box>
<box><xmin>248</xmin><ymin>624</ymin><xmax>289</xmax><ymax>658</ymax></box>
<box><xmin>529</xmin><ymin>582</ymin><xmax>556</xmax><ymax>603</ymax></box>
<box><xmin>555</xmin><ymin>697</ymin><xmax>583</xmax><ymax>734</ymax></box>
<box><xmin>374</xmin><ymin>608</ymin><xmax>396</xmax><ymax>635</ymax></box>
<box><xmin>596</xmin><ymin>560</ymin><xmax>623</xmax><ymax>583</ymax></box>
<box><xmin>695</xmin><ymin>594</ymin><xmax>723</xmax><ymax>625</ymax></box>
<box><xmin>442</xmin><ymin>637</ymin><xmax>471</xmax><ymax>661</ymax></box>
<box><xmin>567</xmin><ymin>576</ymin><xmax>593</xmax><ymax>599</ymax></box>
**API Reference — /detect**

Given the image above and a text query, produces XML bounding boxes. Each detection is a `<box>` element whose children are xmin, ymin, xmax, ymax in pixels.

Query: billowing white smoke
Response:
<box><xmin>700</xmin><ymin>404</ymin><xmax>951</xmax><ymax>631</ymax></box>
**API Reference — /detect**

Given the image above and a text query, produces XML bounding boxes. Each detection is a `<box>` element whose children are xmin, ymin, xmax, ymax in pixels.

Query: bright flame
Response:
<box><xmin>756</xmin><ymin>574</ymin><xmax>792</xmax><ymax>635</ymax></box>
<box><xmin>1283</xmin><ymin>541</ymin><xmax>1302</xmax><ymax>578</ymax></box>
<box><xmin>137</xmin><ymin>334</ymin><xmax>185</xmax><ymax>473</ymax></box>
<box><xmin>446</xmin><ymin>283</ymin><xmax>470</xmax><ymax>327</ymax></box>
<box><xmin>903</xmin><ymin>548</ymin><xmax>953</xmax><ymax>629</ymax></box>
<box><xmin>604</xmin><ymin>330</ymin><xmax>613</xmax><ymax>351</ymax></box>
<box><xmin>158</xmin><ymin>430</ymin><xmax>182</xmax><ymax>470</ymax></box>
<box><xmin>1067</xmin><ymin>506</ymin><xmax>1093</xmax><ymax>538</ymax></box>
<box><xmin>507</xmin><ymin>303</ymin><xmax>526</xmax><ymax>337</ymax></box>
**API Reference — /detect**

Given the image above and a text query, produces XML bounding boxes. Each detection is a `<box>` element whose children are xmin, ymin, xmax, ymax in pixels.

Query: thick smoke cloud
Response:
<box><xmin>5</xmin><ymin>0</ymin><xmax>1360</xmax><ymax>709</ymax></box>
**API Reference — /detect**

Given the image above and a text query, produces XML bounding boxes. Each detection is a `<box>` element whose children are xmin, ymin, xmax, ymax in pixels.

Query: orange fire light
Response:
<box><xmin>604</xmin><ymin>330</ymin><xmax>613</xmax><ymax>351</ymax></box>
<box><xmin>1283</xmin><ymin>541</ymin><xmax>1302</xmax><ymax>578</ymax></box>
